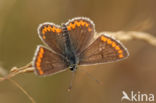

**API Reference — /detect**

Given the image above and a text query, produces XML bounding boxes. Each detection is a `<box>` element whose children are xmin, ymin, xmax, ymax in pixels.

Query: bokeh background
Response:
<box><xmin>0</xmin><ymin>0</ymin><xmax>156</xmax><ymax>103</ymax></box>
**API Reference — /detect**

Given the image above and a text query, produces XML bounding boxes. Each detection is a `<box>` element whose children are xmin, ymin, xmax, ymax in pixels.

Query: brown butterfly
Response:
<box><xmin>33</xmin><ymin>17</ymin><xmax>129</xmax><ymax>76</ymax></box>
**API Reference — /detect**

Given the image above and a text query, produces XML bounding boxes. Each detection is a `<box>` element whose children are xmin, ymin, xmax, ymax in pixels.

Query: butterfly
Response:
<box><xmin>33</xmin><ymin>17</ymin><xmax>129</xmax><ymax>76</ymax></box>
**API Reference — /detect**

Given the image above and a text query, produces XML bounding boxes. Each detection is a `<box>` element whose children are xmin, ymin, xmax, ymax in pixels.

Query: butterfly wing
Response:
<box><xmin>33</xmin><ymin>46</ymin><xmax>67</xmax><ymax>76</ymax></box>
<box><xmin>65</xmin><ymin>17</ymin><xmax>95</xmax><ymax>55</ymax></box>
<box><xmin>38</xmin><ymin>23</ymin><xmax>65</xmax><ymax>55</ymax></box>
<box><xmin>79</xmin><ymin>34</ymin><xmax>129</xmax><ymax>65</ymax></box>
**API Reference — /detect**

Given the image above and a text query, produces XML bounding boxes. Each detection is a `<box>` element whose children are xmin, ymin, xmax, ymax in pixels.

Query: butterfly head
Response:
<box><xmin>69</xmin><ymin>64</ymin><xmax>77</xmax><ymax>71</ymax></box>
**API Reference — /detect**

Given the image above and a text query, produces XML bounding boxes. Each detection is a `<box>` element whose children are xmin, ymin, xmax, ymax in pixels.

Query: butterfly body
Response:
<box><xmin>62</xmin><ymin>24</ymin><xmax>79</xmax><ymax>71</ymax></box>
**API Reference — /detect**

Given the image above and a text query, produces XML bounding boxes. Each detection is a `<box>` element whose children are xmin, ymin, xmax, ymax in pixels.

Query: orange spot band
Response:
<box><xmin>67</xmin><ymin>20</ymin><xmax>91</xmax><ymax>32</ymax></box>
<box><xmin>41</xmin><ymin>25</ymin><xmax>62</xmax><ymax>39</ymax></box>
<box><xmin>36</xmin><ymin>48</ymin><xmax>44</xmax><ymax>75</ymax></box>
<box><xmin>100</xmin><ymin>36</ymin><xmax>124</xmax><ymax>58</ymax></box>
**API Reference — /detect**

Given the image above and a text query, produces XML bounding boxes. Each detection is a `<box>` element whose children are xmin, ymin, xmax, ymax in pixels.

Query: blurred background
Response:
<box><xmin>0</xmin><ymin>0</ymin><xmax>156</xmax><ymax>103</ymax></box>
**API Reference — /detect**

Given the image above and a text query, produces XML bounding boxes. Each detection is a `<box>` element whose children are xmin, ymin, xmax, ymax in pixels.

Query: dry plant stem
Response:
<box><xmin>0</xmin><ymin>62</ymin><xmax>33</xmax><ymax>82</ymax></box>
<box><xmin>103</xmin><ymin>31</ymin><xmax>156</xmax><ymax>46</ymax></box>
<box><xmin>9</xmin><ymin>79</ymin><xmax>36</xmax><ymax>103</ymax></box>
<box><xmin>0</xmin><ymin>31</ymin><xmax>156</xmax><ymax>82</ymax></box>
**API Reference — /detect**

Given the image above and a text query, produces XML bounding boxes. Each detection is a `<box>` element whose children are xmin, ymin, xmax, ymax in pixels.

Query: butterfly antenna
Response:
<box><xmin>81</xmin><ymin>69</ymin><xmax>103</xmax><ymax>86</ymax></box>
<box><xmin>67</xmin><ymin>71</ymin><xmax>76</xmax><ymax>92</ymax></box>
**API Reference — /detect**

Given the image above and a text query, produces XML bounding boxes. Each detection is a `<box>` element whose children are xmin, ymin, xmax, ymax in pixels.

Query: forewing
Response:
<box><xmin>33</xmin><ymin>46</ymin><xmax>67</xmax><ymax>76</ymax></box>
<box><xmin>79</xmin><ymin>34</ymin><xmax>129</xmax><ymax>65</ymax></box>
<box><xmin>38</xmin><ymin>23</ymin><xmax>65</xmax><ymax>55</ymax></box>
<box><xmin>65</xmin><ymin>17</ymin><xmax>95</xmax><ymax>55</ymax></box>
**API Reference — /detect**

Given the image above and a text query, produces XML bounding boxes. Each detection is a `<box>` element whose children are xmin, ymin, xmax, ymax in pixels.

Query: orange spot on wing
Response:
<box><xmin>85</xmin><ymin>23</ymin><xmax>89</xmax><ymax>27</ymax></box>
<box><xmin>43</xmin><ymin>27</ymin><xmax>47</xmax><ymax>32</ymax></box>
<box><xmin>39</xmin><ymin>52</ymin><xmax>43</xmax><ymax>58</ymax></box>
<box><xmin>43</xmin><ymin>36</ymin><xmax>46</xmax><ymax>39</ymax></box>
<box><xmin>36</xmin><ymin>62</ymin><xmax>40</xmax><ymax>67</ymax></box>
<box><xmin>56</xmin><ymin>28</ymin><xmax>62</xmax><ymax>33</ymax></box>
<box><xmin>40</xmin><ymin>47</ymin><xmax>44</xmax><ymax>52</ymax></box>
<box><xmin>101</xmin><ymin>36</ymin><xmax>107</xmax><ymax>42</ymax></box>
<box><xmin>42</xmin><ymin>27</ymin><xmax>47</xmax><ymax>35</ymax></box>
<box><xmin>67</xmin><ymin>26</ymin><xmax>71</xmax><ymax>31</ymax></box>
<box><xmin>115</xmin><ymin>46</ymin><xmax>120</xmax><ymax>50</ymax></box>
<box><xmin>51</xmin><ymin>26</ymin><xmax>56</xmax><ymax>32</ymax></box>
<box><xmin>119</xmin><ymin>54</ymin><xmax>124</xmax><ymax>58</ymax></box>
<box><xmin>70</xmin><ymin>23</ymin><xmax>76</xmax><ymax>29</ymax></box>
<box><xmin>47</xmin><ymin>26</ymin><xmax>51</xmax><ymax>31</ymax></box>
<box><xmin>88</xmin><ymin>28</ymin><xmax>92</xmax><ymax>32</ymax></box>
<box><xmin>118</xmin><ymin>50</ymin><xmax>123</xmax><ymax>53</ymax></box>
<box><xmin>42</xmin><ymin>30</ymin><xmax>45</xmax><ymax>34</ymax></box>
<box><xmin>107</xmin><ymin>39</ymin><xmax>112</xmax><ymax>44</ymax></box>
<box><xmin>80</xmin><ymin>20</ymin><xmax>85</xmax><ymax>26</ymax></box>
<box><xmin>38</xmin><ymin>67</ymin><xmax>43</xmax><ymax>75</ymax></box>
<box><xmin>75</xmin><ymin>21</ymin><xmax>81</xmax><ymax>27</ymax></box>
<box><xmin>37</xmin><ymin>57</ymin><xmax>41</xmax><ymax>63</ymax></box>
<box><xmin>112</xmin><ymin>42</ymin><xmax>116</xmax><ymax>47</ymax></box>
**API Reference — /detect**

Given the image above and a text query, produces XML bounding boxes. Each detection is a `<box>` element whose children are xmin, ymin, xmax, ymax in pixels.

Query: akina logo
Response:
<box><xmin>121</xmin><ymin>91</ymin><xmax>154</xmax><ymax>102</ymax></box>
